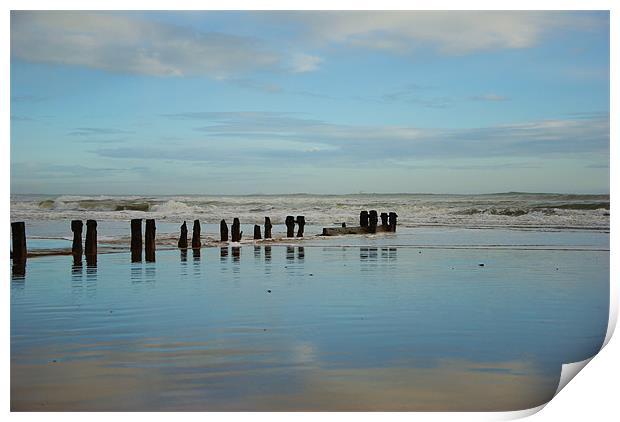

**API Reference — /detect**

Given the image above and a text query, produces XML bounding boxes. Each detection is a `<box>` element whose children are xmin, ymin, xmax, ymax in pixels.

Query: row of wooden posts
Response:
<box><xmin>10</xmin><ymin>215</ymin><xmax>309</xmax><ymax>264</ymax></box>
<box><xmin>11</xmin><ymin>212</ymin><xmax>397</xmax><ymax>266</ymax></box>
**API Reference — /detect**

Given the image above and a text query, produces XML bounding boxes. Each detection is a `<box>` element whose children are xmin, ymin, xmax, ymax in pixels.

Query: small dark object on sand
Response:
<box><xmin>479</xmin><ymin>263</ymin><xmax>485</xmax><ymax>267</ymax></box>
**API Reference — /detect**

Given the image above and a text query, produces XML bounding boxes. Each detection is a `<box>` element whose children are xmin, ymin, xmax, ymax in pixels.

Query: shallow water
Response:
<box><xmin>10</xmin><ymin>229</ymin><xmax>609</xmax><ymax>411</ymax></box>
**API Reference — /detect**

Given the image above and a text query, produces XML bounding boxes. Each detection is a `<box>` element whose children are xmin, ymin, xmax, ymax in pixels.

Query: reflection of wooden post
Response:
<box><xmin>131</xmin><ymin>219</ymin><xmax>142</xmax><ymax>261</ymax></box>
<box><xmin>264</xmin><ymin>217</ymin><xmax>272</xmax><ymax>239</ymax></box>
<box><xmin>296</xmin><ymin>216</ymin><xmax>305</xmax><ymax>237</ymax></box>
<box><xmin>220</xmin><ymin>219</ymin><xmax>229</xmax><ymax>242</ymax></box>
<box><xmin>368</xmin><ymin>210</ymin><xmax>378</xmax><ymax>234</ymax></box>
<box><xmin>232</xmin><ymin>218</ymin><xmax>241</xmax><ymax>242</ymax></box>
<box><xmin>178</xmin><ymin>221</ymin><xmax>188</xmax><ymax>248</ymax></box>
<box><xmin>145</xmin><ymin>219</ymin><xmax>156</xmax><ymax>262</ymax></box>
<box><xmin>85</xmin><ymin>219</ymin><xmax>98</xmax><ymax>256</ymax></box>
<box><xmin>389</xmin><ymin>212</ymin><xmax>398</xmax><ymax>232</ymax></box>
<box><xmin>380</xmin><ymin>212</ymin><xmax>388</xmax><ymax>227</ymax></box>
<box><xmin>360</xmin><ymin>211</ymin><xmax>369</xmax><ymax>227</ymax></box>
<box><xmin>71</xmin><ymin>220</ymin><xmax>83</xmax><ymax>258</ymax></box>
<box><xmin>11</xmin><ymin>222</ymin><xmax>27</xmax><ymax>264</ymax></box>
<box><xmin>254</xmin><ymin>224</ymin><xmax>262</xmax><ymax>240</ymax></box>
<box><xmin>192</xmin><ymin>220</ymin><xmax>201</xmax><ymax>249</ymax></box>
<box><xmin>285</xmin><ymin>216</ymin><xmax>295</xmax><ymax>237</ymax></box>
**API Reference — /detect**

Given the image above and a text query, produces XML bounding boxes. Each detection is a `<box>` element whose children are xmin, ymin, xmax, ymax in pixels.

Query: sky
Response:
<box><xmin>10</xmin><ymin>10</ymin><xmax>610</xmax><ymax>195</ymax></box>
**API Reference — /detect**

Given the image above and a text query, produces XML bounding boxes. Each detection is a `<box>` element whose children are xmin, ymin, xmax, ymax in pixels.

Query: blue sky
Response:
<box><xmin>10</xmin><ymin>11</ymin><xmax>609</xmax><ymax>194</ymax></box>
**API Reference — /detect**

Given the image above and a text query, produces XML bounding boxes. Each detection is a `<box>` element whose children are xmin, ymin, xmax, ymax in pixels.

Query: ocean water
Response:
<box><xmin>11</xmin><ymin>193</ymin><xmax>610</xmax><ymax>233</ymax></box>
<box><xmin>10</xmin><ymin>193</ymin><xmax>610</xmax><ymax>410</ymax></box>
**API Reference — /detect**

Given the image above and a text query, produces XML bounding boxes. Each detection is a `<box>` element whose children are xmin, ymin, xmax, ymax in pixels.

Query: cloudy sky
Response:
<box><xmin>10</xmin><ymin>11</ymin><xmax>609</xmax><ymax>194</ymax></box>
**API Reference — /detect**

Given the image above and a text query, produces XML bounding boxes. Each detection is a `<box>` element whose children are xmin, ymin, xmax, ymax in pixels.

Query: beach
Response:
<box><xmin>10</xmin><ymin>194</ymin><xmax>610</xmax><ymax>411</ymax></box>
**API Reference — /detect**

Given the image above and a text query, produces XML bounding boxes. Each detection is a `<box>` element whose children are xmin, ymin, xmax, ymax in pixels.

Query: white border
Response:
<box><xmin>3</xmin><ymin>1</ymin><xmax>616</xmax><ymax>420</ymax></box>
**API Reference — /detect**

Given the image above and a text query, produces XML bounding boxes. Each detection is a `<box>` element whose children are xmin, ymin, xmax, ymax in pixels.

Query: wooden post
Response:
<box><xmin>342</xmin><ymin>222</ymin><xmax>346</xmax><ymax>228</ymax></box>
<box><xmin>192</xmin><ymin>219</ymin><xmax>201</xmax><ymax>249</ymax></box>
<box><xmin>85</xmin><ymin>219</ymin><xmax>97</xmax><ymax>256</ymax></box>
<box><xmin>254</xmin><ymin>224</ymin><xmax>262</xmax><ymax>240</ymax></box>
<box><xmin>145</xmin><ymin>219</ymin><xmax>156</xmax><ymax>262</ymax></box>
<box><xmin>231</xmin><ymin>218</ymin><xmax>241</xmax><ymax>242</ymax></box>
<box><xmin>11</xmin><ymin>222</ymin><xmax>27</xmax><ymax>264</ymax></box>
<box><xmin>380</xmin><ymin>212</ymin><xmax>388</xmax><ymax>227</ymax></box>
<box><xmin>285</xmin><ymin>216</ymin><xmax>295</xmax><ymax>237</ymax></box>
<box><xmin>296</xmin><ymin>216</ymin><xmax>305</xmax><ymax>237</ymax></box>
<box><xmin>360</xmin><ymin>211</ymin><xmax>369</xmax><ymax>227</ymax></box>
<box><xmin>178</xmin><ymin>221</ymin><xmax>188</xmax><ymax>248</ymax></box>
<box><xmin>131</xmin><ymin>219</ymin><xmax>142</xmax><ymax>262</ymax></box>
<box><xmin>220</xmin><ymin>219</ymin><xmax>229</xmax><ymax>242</ymax></box>
<box><xmin>264</xmin><ymin>217</ymin><xmax>272</xmax><ymax>239</ymax></box>
<box><xmin>389</xmin><ymin>212</ymin><xmax>398</xmax><ymax>232</ymax></box>
<box><xmin>368</xmin><ymin>210</ymin><xmax>378</xmax><ymax>234</ymax></box>
<box><xmin>71</xmin><ymin>220</ymin><xmax>83</xmax><ymax>258</ymax></box>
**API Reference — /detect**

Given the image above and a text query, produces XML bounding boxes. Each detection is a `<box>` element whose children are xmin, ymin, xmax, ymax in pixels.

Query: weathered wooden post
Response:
<box><xmin>192</xmin><ymin>219</ymin><xmax>201</xmax><ymax>249</ymax></box>
<box><xmin>380</xmin><ymin>212</ymin><xmax>389</xmax><ymax>227</ymax></box>
<box><xmin>220</xmin><ymin>219</ymin><xmax>229</xmax><ymax>242</ymax></box>
<box><xmin>85</xmin><ymin>219</ymin><xmax>97</xmax><ymax>257</ymax></box>
<box><xmin>296</xmin><ymin>216</ymin><xmax>305</xmax><ymax>237</ymax></box>
<box><xmin>131</xmin><ymin>219</ymin><xmax>142</xmax><ymax>262</ymax></box>
<box><xmin>145</xmin><ymin>219</ymin><xmax>156</xmax><ymax>262</ymax></box>
<box><xmin>254</xmin><ymin>224</ymin><xmax>262</xmax><ymax>240</ymax></box>
<box><xmin>231</xmin><ymin>218</ymin><xmax>241</xmax><ymax>242</ymax></box>
<box><xmin>71</xmin><ymin>220</ymin><xmax>83</xmax><ymax>259</ymax></box>
<box><xmin>389</xmin><ymin>212</ymin><xmax>398</xmax><ymax>232</ymax></box>
<box><xmin>11</xmin><ymin>222</ymin><xmax>27</xmax><ymax>264</ymax></box>
<box><xmin>368</xmin><ymin>210</ymin><xmax>378</xmax><ymax>234</ymax></box>
<box><xmin>285</xmin><ymin>216</ymin><xmax>295</xmax><ymax>237</ymax></box>
<box><xmin>264</xmin><ymin>217</ymin><xmax>272</xmax><ymax>239</ymax></box>
<box><xmin>360</xmin><ymin>211</ymin><xmax>369</xmax><ymax>227</ymax></box>
<box><xmin>342</xmin><ymin>222</ymin><xmax>346</xmax><ymax>228</ymax></box>
<box><xmin>178</xmin><ymin>221</ymin><xmax>188</xmax><ymax>248</ymax></box>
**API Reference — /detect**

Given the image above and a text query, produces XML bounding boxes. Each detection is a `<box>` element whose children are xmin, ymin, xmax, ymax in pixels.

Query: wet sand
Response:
<box><xmin>10</xmin><ymin>229</ymin><xmax>609</xmax><ymax>411</ymax></box>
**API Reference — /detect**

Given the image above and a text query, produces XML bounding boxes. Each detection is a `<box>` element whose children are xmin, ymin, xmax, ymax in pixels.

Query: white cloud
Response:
<box><xmin>290</xmin><ymin>53</ymin><xmax>323</xmax><ymax>73</ymax></box>
<box><xmin>11</xmin><ymin>11</ymin><xmax>280</xmax><ymax>78</ymax></box>
<box><xmin>282</xmin><ymin>11</ymin><xmax>602</xmax><ymax>55</ymax></box>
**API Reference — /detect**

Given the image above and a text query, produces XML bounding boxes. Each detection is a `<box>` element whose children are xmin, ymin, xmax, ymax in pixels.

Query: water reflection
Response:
<box><xmin>286</xmin><ymin>246</ymin><xmax>295</xmax><ymax>262</ymax></box>
<box><xmin>86</xmin><ymin>254</ymin><xmax>97</xmax><ymax>268</ymax></box>
<box><xmin>297</xmin><ymin>247</ymin><xmax>305</xmax><ymax>260</ymax></box>
<box><xmin>130</xmin><ymin>263</ymin><xmax>143</xmax><ymax>283</ymax></box>
<box><xmin>220</xmin><ymin>247</ymin><xmax>228</xmax><ymax>262</ymax></box>
<box><xmin>232</xmin><ymin>247</ymin><xmax>241</xmax><ymax>263</ymax></box>
<box><xmin>264</xmin><ymin>246</ymin><xmax>272</xmax><ymax>262</ymax></box>
<box><xmin>192</xmin><ymin>249</ymin><xmax>201</xmax><ymax>277</ymax></box>
<box><xmin>180</xmin><ymin>249</ymin><xmax>188</xmax><ymax>262</ymax></box>
<box><xmin>254</xmin><ymin>246</ymin><xmax>261</xmax><ymax>260</ymax></box>
<box><xmin>145</xmin><ymin>264</ymin><xmax>156</xmax><ymax>283</ymax></box>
